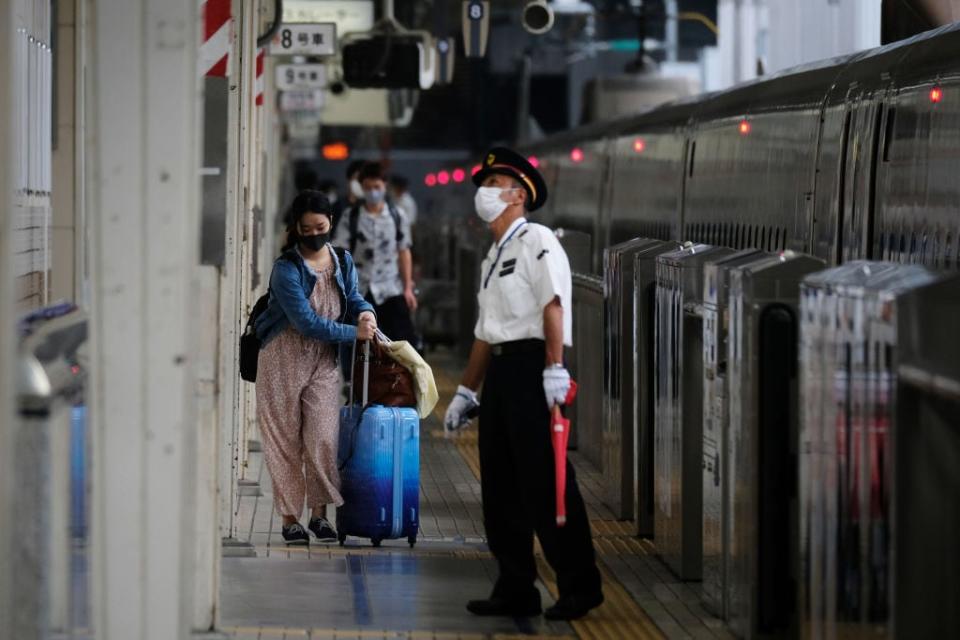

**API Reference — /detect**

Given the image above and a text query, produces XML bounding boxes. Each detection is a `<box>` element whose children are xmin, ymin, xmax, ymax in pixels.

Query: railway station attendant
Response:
<box><xmin>255</xmin><ymin>190</ymin><xmax>377</xmax><ymax>545</ymax></box>
<box><xmin>444</xmin><ymin>148</ymin><xmax>604</xmax><ymax>620</ymax></box>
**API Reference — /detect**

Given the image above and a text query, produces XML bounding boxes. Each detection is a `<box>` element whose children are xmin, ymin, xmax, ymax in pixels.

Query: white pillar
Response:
<box><xmin>217</xmin><ymin>0</ymin><xmax>249</xmax><ymax>542</ymax></box>
<box><xmin>86</xmin><ymin>0</ymin><xmax>203</xmax><ymax>638</ymax></box>
<box><xmin>0</xmin><ymin>1</ymin><xmax>22</xmax><ymax>637</ymax></box>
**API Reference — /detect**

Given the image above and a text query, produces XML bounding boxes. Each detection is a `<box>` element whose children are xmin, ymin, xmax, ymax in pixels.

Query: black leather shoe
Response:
<box><xmin>544</xmin><ymin>591</ymin><xmax>604</xmax><ymax>620</ymax></box>
<box><xmin>466</xmin><ymin>596</ymin><xmax>542</xmax><ymax>617</ymax></box>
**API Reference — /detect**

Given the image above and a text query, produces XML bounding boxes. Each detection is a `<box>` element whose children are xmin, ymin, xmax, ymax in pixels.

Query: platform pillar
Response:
<box><xmin>86</xmin><ymin>0</ymin><xmax>204</xmax><ymax>638</ymax></box>
<box><xmin>0</xmin><ymin>0</ymin><xmax>21</xmax><ymax>636</ymax></box>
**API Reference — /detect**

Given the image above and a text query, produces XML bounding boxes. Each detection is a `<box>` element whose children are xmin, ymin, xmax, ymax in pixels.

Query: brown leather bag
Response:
<box><xmin>351</xmin><ymin>339</ymin><xmax>416</xmax><ymax>408</ymax></box>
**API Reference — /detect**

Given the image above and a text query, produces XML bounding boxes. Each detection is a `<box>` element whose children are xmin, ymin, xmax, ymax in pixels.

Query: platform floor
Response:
<box><xmin>221</xmin><ymin>353</ymin><xmax>734</xmax><ymax>640</ymax></box>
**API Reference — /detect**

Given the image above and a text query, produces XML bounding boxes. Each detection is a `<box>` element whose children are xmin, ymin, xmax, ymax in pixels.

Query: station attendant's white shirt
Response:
<box><xmin>474</xmin><ymin>217</ymin><xmax>573</xmax><ymax>347</ymax></box>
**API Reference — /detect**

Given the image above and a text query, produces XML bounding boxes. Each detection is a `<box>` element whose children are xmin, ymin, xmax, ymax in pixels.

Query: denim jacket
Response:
<box><xmin>255</xmin><ymin>245</ymin><xmax>374</xmax><ymax>347</ymax></box>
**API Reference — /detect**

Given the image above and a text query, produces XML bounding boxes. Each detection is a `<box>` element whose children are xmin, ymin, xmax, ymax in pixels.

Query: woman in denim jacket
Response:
<box><xmin>255</xmin><ymin>190</ymin><xmax>376</xmax><ymax>545</ymax></box>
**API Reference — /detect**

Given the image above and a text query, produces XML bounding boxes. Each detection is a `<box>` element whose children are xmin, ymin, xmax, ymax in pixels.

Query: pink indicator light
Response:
<box><xmin>471</xmin><ymin>164</ymin><xmax>482</xmax><ymax>176</ymax></box>
<box><xmin>527</xmin><ymin>155</ymin><xmax>540</xmax><ymax>168</ymax></box>
<box><xmin>425</xmin><ymin>173</ymin><xmax>437</xmax><ymax>187</ymax></box>
<box><xmin>437</xmin><ymin>170</ymin><xmax>450</xmax><ymax>185</ymax></box>
<box><xmin>570</xmin><ymin>148</ymin><xmax>584</xmax><ymax>163</ymax></box>
<box><xmin>739</xmin><ymin>120</ymin><xmax>751</xmax><ymax>135</ymax></box>
<box><xmin>452</xmin><ymin>168</ymin><xmax>466</xmax><ymax>183</ymax></box>
<box><xmin>930</xmin><ymin>86</ymin><xmax>943</xmax><ymax>103</ymax></box>
<box><xmin>633</xmin><ymin>138</ymin><xmax>646</xmax><ymax>153</ymax></box>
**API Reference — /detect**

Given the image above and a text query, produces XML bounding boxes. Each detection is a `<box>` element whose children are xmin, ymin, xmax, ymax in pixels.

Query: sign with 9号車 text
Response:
<box><xmin>275</xmin><ymin>64</ymin><xmax>327</xmax><ymax>90</ymax></box>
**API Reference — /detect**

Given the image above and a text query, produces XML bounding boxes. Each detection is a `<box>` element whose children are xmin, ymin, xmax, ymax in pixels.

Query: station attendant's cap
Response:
<box><xmin>472</xmin><ymin>147</ymin><xmax>548</xmax><ymax>211</ymax></box>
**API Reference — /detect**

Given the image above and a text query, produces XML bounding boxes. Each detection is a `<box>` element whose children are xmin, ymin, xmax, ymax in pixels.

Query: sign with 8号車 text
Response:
<box><xmin>268</xmin><ymin>23</ymin><xmax>336</xmax><ymax>56</ymax></box>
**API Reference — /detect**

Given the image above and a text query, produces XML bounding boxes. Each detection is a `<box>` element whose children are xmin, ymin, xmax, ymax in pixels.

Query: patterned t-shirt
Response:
<box><xmin>332</xmin><ymin>204</ymin><xmax>412</xmax><ymax>305</ymax></box>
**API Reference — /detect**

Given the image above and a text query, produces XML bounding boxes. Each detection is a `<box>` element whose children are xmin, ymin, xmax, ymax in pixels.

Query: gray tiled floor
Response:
<box><xmin>223</xmin><ymin>350</ymin><xmax>734</xmax><ymax>639</ymax></box>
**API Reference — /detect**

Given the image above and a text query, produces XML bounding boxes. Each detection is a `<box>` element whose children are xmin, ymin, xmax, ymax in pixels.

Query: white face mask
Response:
<box><xmin>474</xmin><ymin>187</ymin><xmax>519</xmax><ymax>223</ymax></box>
<box><xmin>350</xmin><ymin>179</ymin><xmax>364</xmax><ymax>199</ymax></box>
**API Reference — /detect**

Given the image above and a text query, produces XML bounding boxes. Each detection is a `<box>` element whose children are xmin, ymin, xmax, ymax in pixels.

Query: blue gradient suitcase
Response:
<box><xmin>336</xmin><ymin>342</ymin><xmax>420</xmax><ymax>547</ymax></box>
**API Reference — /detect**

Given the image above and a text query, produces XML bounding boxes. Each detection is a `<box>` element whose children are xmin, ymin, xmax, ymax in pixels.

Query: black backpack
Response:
<box><xmin>345</xmin><ymin>202</ymin><xmax>404</xmax><ymax>253</ymax></box>
<box><xmin>239</xmin><ymin>248</ymin><xmax>348</xmax><ymax>383</ymax></box>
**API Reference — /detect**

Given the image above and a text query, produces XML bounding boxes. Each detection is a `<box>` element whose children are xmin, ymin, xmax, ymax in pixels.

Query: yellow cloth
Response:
<box><xmin>380</xmin><ymin>340</ymin><xmax>438</xmax><ymax>419</ymax></box>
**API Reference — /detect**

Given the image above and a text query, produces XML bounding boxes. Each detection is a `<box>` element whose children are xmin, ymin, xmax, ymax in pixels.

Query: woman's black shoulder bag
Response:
<box><xmin>239</xmin><ymin>248</ymin><xmax>348</xmax><ymax>383</ymax></box>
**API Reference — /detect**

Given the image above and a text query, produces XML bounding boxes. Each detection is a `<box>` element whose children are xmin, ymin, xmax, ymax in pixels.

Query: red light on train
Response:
<box><xmin>930</xmin><ymin>86</ymin><xmax>943</xmax><ymax>103</ymax></box>
<box><xmin>633</xmin><ymin>138</ymin><xmax>646</xmax><ymax>153</ymax></box>
<box><xmin>471</xmin><ymin>164</ymin><xmax>482</xmax><ymax>176</ymax></box>
<box><xmin>425</xmin><ymin>173</ymin><xmax>437</xmax><ymax>187</ymax></box>
<box><xmin>437</xmin><ymin>170</ymin><xmax>450</xmax><ymax>185</ymax></box>
<box><xmin>739</xmin><ymin>120</ymin><xmax>751</xmax><ymax>135</ymax></box>
<box><xmin>527</xmin><ymin>155</ymin><xmax>540</xmax><ymax>168</ymax></box>
<box><xmin>570</xmin><ymin>148</ymin><xmax>584</xmax><ymax>163</ymax></box>
<box><xmin>452</xmin><ymin>168</ymin><xmax>466</xmax><ymax>183</ymax></box>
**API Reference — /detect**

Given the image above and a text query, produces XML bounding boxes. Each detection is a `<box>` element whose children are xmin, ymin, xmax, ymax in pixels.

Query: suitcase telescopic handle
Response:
<box><xmin>361</xmin><ymin>339</ymin><xmax>370</xmax><ymax>406</ymax></box>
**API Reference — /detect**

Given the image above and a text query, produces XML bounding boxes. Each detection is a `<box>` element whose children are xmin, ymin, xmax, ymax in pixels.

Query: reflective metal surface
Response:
<box><xmin>632</xmin><ymin>241</ymin><xmax>682</xmax><ymax>537</ymax></box>
<box><xmin>799</xmin><ymin>262</ymin><xmax>940</xmax><ymax>639</ymax></box>
<box><xmin>602</xmin><ymin>238</ymin><xmax>673</xmax><ymax>520</ymax></box>
<box><xmin>654</xmin><ymin>243</ymin><xmax>733</xmax><ymax>580</ymax></box>
<box><xmin>699</xmin><ymin>249</ymin><xmax>768</xmax><ymax>619</ymax></box>
<box><xmin>892</xmin><ymin>275</ymin><xmax>960</xmax><ymax>637</ymax></box>
<box><xmin>725</xmin><ymin>252</ymin><xmax>826</xmax><ymax>638</ymax></box>
<box><xmin>570</xmin><ymin>274</ymin><xmax>605</xmax><ymax>468</ymax></box>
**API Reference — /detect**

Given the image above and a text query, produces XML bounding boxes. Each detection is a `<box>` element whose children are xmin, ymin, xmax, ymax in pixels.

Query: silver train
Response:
<box><xmin>418</xmin><ymin>21</ymin><xmax>960</xmax><ymax>640</ymax></box>
<box><xmin>519</xmin><ymin>21</ymin><xmax>960</xmax><ymax>275</ymax></box>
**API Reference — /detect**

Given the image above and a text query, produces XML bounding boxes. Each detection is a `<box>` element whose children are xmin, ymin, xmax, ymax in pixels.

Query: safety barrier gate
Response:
<box><xmin>602</xmin><ymin>238</ymin><xmax>677</xmax><ymax>522</ymax></box>
<box><xmin>723</xmin><ymin>252</ymin><xmax>825</xmax><ymax>637</ymax></box>
<box><xmin>654</xmin><ymin>243</ymin><xmax>733</xmax><ymax>580</ymax></box>
<box><xmin>698</xmin><ymin>248</ymin><xmax>769</xmax><ymax>618</ymax></box>
<box><xmin>798</xmin><ymin>262</ymin><xmax>943</xmax><ymax>638</ymax></box>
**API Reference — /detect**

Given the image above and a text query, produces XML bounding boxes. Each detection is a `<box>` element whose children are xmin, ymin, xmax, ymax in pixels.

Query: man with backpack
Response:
<box><xmin>333</xmin><ymin>161</ymin><xmax>417</xmax><ymax>344</ymax></box>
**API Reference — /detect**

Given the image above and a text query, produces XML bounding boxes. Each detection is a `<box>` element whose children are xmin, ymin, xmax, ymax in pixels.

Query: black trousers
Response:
<box><xmin>367</xmin><ymin>293</ymin><xmax>417</xmax><ymax>344</ymax></box>
<box><xmin>479</xmin><ymin>343</ymin><xmax>602</xmax><ymax>600</ymax></box>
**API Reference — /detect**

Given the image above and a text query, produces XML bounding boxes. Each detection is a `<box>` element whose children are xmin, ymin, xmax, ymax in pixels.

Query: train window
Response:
<box><xmin>921</xmin><ymin>233</ymin><xmax>928</xmax><ymax>264</ymax></box>
<box><xmin>945</xmin><ymin>232</ymin><xmax>954</xmax><ymax>269</ymax></box>
<box><xmin>762</xmin><ymin>226</ymin><xmax>769</xmax><ymax>250</ymax></box>
<box><xmin>882</xmin><ymin>107</ymin><xmax>897</xmax><ymax>162</ymax></box>
<box><xmin>774</xmin><ymin>228</ymin><xmax>780</xmax><ymax>250</ymax></box>
<box><xmin>910</xmin><ymin>232</ymin><xmax>918</xmax><ymax>263</ymax></box>
<box><xmin>782</xmin><ymin>228</ymin><xmax>788</xmax><ymax>249</ymax></box>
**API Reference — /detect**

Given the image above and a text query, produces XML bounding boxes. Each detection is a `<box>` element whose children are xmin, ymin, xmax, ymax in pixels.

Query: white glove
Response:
<box><xmin>444</xmin><ymin>385</ymin><xmax>480</xmax><ymax>434</ymax></box>
<box><xmin>543</xmin><ymin>366</ymin><xmax>571</xmax><ymax>408</ymax></box>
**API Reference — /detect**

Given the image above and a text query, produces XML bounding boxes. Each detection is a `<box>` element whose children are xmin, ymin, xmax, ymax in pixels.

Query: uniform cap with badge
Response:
<box><xmin>472</xmin><ymin>147</ymin><xmax>548</xmax><ymax>212</ymax></box>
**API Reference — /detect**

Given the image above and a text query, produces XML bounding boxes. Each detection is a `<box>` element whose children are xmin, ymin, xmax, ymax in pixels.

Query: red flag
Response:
<box><xmin>552</xmin><ymin>380</ymin><xmax>578</xmax><ymax>527</ymax></box>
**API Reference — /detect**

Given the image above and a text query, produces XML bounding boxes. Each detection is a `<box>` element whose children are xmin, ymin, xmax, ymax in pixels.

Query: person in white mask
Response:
<box><xmin>333</xmin><ymin>161</ymin><xmax>417</xmax><ymax>345</ymax></box>
<box><xmin>443</xmin><ymin>147</ymin><xmax>603</xmax><ymax>621</ymax></box>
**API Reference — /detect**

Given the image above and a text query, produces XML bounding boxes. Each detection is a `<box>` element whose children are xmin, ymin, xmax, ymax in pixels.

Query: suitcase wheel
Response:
<box><xmin>371</xmin><ymin>537</ymin><xmax>382</xmax><ymax>548</ymax></box>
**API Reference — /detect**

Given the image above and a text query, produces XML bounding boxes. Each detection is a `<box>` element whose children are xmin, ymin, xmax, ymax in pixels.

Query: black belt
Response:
<box><xmin>490</xmin><ymin>339</ymin><xmax>544</xmax><ymax>356</ymax></box>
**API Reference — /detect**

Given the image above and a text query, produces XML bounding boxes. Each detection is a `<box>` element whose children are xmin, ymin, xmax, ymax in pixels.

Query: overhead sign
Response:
<box><xmin>275</xmin><ymin>64</ymin><xmax>327</xmax><ymax>90</ymax></box>
<box><xmin>280</xmin><ymin>89</ymin><xmax>325</xmax><ymax>111</ymax></box>
<box><xmin>462</xmin><ymin>1</ymin><xmax>490</xmax><ymax>58</ymax></box>
<box><xmin>283</xmin><ymin>1</ymin><xmax>374</xmax><ymax>33</ymax></box>
<box><xmin>268</xmin><ymin>23</ymin><xmax>336</xmax><ymax>56</ymax></box>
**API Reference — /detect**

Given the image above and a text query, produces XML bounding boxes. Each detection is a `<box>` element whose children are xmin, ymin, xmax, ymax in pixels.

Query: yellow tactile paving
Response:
<box><xmin>224</xmin><ymin>628</ymin><xmax>574</xmax><ymax>640</ymax></box>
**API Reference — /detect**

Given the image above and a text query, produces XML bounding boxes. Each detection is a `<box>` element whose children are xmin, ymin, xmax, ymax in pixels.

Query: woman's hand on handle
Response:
<box><xmin>356</xmin><ymin>311</ymin><xmax>377</xmax><ymax>341</ymax></box>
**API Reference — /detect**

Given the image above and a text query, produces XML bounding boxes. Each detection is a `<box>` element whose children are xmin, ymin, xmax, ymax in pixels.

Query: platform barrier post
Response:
<box><xmin>86</xmin><ymin>0</ymin><xmax>203</xmax><ymax>637</ymax></box>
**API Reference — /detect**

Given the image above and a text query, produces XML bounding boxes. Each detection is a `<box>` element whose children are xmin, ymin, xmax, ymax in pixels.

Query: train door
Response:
<box><xmin>837</xmin><ymin>86</ymin><xmax>896</xmax><ymax>262</ymax></box>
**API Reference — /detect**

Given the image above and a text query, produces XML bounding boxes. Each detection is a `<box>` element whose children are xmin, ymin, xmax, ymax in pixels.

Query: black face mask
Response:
<box><xmin>299</xmin><ymin>233</ymin><xmax>329</xmax><ymax>252</ymax></box>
